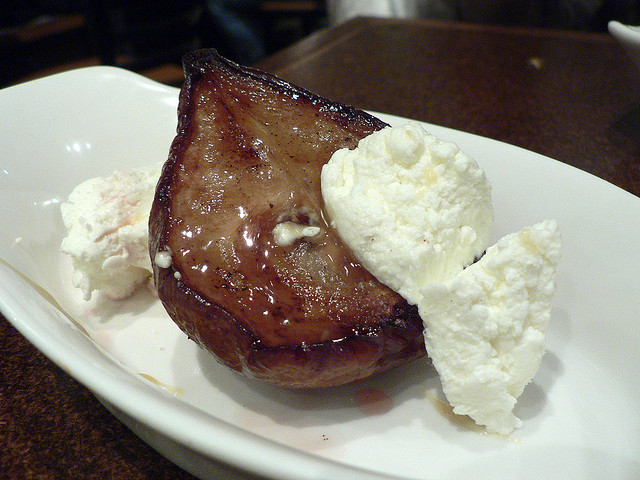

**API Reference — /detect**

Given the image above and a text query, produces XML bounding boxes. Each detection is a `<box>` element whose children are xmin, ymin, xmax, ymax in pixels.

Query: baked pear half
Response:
<box><xmin>150</xmin><ymin>49</ymin><xmax>426</xmax><ymax>388</ymax></box>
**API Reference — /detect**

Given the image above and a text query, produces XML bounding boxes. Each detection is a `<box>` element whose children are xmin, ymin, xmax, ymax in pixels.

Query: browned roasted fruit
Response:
<box><xmin>150</xmin><ymin>49</ymin><xmax>426</xmax><ymax>388</ymax></box>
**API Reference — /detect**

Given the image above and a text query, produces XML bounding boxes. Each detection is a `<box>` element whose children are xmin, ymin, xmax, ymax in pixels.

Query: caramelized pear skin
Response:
<box><xmin>150</xmin><ymin>49</ymin><xmax>426</xmax><ymax>387</ymax></box>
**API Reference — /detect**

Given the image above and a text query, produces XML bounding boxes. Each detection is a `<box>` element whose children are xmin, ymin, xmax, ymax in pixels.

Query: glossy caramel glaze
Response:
<box><xmin>150</xmin><ymin>49</ymin><xmax>426</xmax><ymax>387</ymax></box>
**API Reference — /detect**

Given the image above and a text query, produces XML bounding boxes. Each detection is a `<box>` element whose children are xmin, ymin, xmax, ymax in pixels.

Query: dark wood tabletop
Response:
<box><xmin>2</xmin><ymin>16</ymin><xmax>639</xmax><ymax>480</ymax></box>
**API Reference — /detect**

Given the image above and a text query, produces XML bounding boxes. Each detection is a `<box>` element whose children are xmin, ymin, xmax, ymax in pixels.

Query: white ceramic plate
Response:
<box><xmin>1</xmin><ymin>67</ymin><xmax>639</xmax><ymax>480</ymax></box>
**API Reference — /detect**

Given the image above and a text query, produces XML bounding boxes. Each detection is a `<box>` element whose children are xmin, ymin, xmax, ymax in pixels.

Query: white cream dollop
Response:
<box><xmin>321</xmin><ymin>123</ymin><xmax>560</xmax><ymax>435</ymax></box>
<box><xmin>60</xmin><ymin>163</ymin><xmax>162</xmax><ymax>300</ymax></box>
<box><xmin>154</xmin><ymin>249</ymin><xmax>173</xmax><ymax>269</ymax></box>
<box><xmin>419</xmin><ymin>220</ymin><xmax>561</xmax><ymax>434</ymax></box>
<box><xmin>272</xmin><ymin>221</ymin><xmax>321</xmax><ymax>247</ymax></box>
<box><xmin>321</xmin><ymin>122</ymin><xmax>494</xmax><ymax>305</ymax></box>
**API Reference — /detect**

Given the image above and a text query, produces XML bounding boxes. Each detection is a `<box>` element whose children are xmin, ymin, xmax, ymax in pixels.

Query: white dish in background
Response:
<box><xmin>1</xmin><ymin>67</ymin><xmax>640</xmax><ymax>480</ymax></box>
<box><xmin>609</xmin><ymin>20</ymin><xmax>640</xmax><ymax>74</ymax></box>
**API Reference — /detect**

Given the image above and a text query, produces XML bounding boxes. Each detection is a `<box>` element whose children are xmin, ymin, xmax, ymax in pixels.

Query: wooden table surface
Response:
<box><xmin>2</xmin><ymin>16</ymin><xmax>639</xmax><ymax>480</ymax></box>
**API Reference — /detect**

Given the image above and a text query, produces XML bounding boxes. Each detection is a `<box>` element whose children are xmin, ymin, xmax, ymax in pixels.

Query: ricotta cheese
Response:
<box><xmin>60</xmin><ymin>163</ymin><xmax>162</xmax><ymax>300</ymax></box>
<box><xmin>321</xmin><ymin>123</ymin><xmax>493</xmax><ymax>305</ymax></box>
<box><xmin>322</xmin><ymin>123</ymin><xmax>561</xmax><ymax>434</ymax></box>
<box><xmin>272</xmin><ymin>221</ymin><xmax>321</xmax><ymax>247</ymax></box>
<box><xmin>418</xmin><ymin>220</ymin><xmax>561</xmax><ymax>435</ymax></box>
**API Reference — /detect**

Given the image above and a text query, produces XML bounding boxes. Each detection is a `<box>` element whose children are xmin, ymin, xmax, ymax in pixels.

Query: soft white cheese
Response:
<box><xmin>60</xmin><ymin>163</ymin><xmax>162</xmax><ymax>300</ymax></box>
<box><xmin>418</xmin><ymin>220</ymin><xmax>561</xmax><ymax>435</ymax></box>
<box><xmin>321</xmin><ymin>123</ymin><xmax>561</xmax><ymax>434</ymax></box>
<box><xmin>154</xmin><ymin>249</ymin><xmax>173</xmax><ymax>269</ymax></box>
<box><xmin>321</xmin><ymin>123</ymin><xmax>493</xmax><ymax>305</ymax></box>
<box><xmin>272</xmin><ymin>221</ymin><xmax>321</xmax><ymax>247</ymax></box>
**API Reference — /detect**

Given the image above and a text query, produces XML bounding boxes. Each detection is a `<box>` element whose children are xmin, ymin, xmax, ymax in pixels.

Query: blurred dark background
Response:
<box><xmin>1</xmin><ymin>0</ymin><xmax>639</xmax><ymax>88</ymax></box>
<box><xmin>1</xmin><ymin>0</ymin><xmax>328</xmax><ymax>87</ymax></box>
